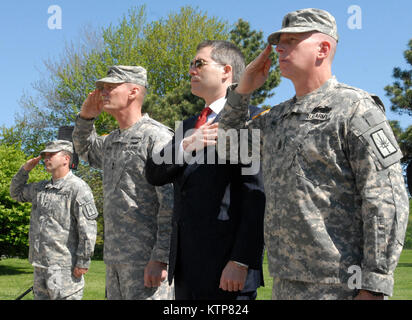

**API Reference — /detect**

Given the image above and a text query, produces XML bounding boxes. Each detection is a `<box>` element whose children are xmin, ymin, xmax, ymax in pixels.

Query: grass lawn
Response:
<box><xmin>1</xmin><ymin>249</ymin><xmax>411</xmax><ymax>300</ymax></box>
<box><xmin>0</xmin><ymin>258</ymin><xmax>107</xmax><ymax>300</ymax></box>
<box><xmin>391</xmin><ymin>249</ymin><xmax>412</xmax><ymax>300</ymax></box>
<box><xmin>256</xmin><ymin>249</ymin><xmax>412</xmax><ymax>300</ymax></box>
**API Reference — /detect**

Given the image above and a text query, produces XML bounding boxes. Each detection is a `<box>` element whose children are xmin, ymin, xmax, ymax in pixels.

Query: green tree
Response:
<box><xmin>229</xmin><ymin>19</ymin><xmax>281</xmax><ymax>107</ymax></box>
<box><xmin>143</xmin><ymin>82</ymin><xmax>204</xmax><ymax>128</ymax></box>
<box><xmin>75</xmin><ymin>163</ymin><xmax>104</xmax><ymax>259</ymax></box>
<box><xmin>390</xmin><ymin>120</ymin><xmax>412</xmax><ymax>162</ymax></box>
<box><xmin>140</xmin><ymin>6</ymin><xmax>228</xmax><ymax>97</ymax></box>
<box><xmin>400</xmin><ymin>126</ymin><xmax>412</xmax><ymax>160</ymax></box>
<box><xmin>385</xmin><ymin>39</ymin><xmax>412</xmax><ymax>116</ymax></box>
<box><xmin>0</xmin><ymin>144</ymin><xmax>50</xmax><ymax>257</ymax></box>
<box><xmin>406</xmin><ymin>199</ymin><xmax>412</xmax><ymax>249</ymax></box>
<box><xmin>385</xmin><ymin>39</ymin><xmax>412</xmax><ymax>163</ymax></box>
<box><xmin>140</xmin><ymin>6</ymin><xmax>229</xmax><ymax>127</ymax></box>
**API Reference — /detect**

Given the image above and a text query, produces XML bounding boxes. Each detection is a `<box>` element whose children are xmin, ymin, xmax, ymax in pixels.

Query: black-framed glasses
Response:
<box><xmin>189</xmin><ymin>58</ymin><xmax>225</xmax><ymax>70</ymax></box>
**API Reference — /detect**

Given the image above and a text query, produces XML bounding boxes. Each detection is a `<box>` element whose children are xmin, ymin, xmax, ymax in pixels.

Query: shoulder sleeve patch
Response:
<box><xmin>350</xmin><ymin>98</ymin><xmax>403</xmax><ymax>169</ymax></box>
<box><xmin>370</xmin><ymin>129</ymin><xmax>398</xmax><ymax>159</ymax></box>
<box><xmin>359</xmin><ymin>121</ymin><xmax>403</xmax><ymax>169</ymax></box>
<box><xmin>77</xmin><ymin>193</ymin><xmax>99</xmax><ymax>220</ymax></box>
<box><xmin>81</xmin><ymin>201</ymin><xmax>99</xmax><ymax>220</ymax></box>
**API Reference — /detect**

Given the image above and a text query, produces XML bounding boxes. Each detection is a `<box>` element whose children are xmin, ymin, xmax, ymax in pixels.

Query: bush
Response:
<box><xmin>404</xmin><ymin>199</ymin><xmax>412</xmax><ymax>249</ymax></box>
<box><xmin>0</xmin><ymin>144</ymin><xmax>49</xmax><ymax>257</ymax></box>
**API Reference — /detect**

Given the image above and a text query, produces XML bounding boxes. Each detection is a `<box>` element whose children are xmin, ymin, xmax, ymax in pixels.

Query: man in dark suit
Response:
<box><xmin>145</xmin><ymin>40</ymin><xmax>265</xmax><ymax>300</ymax></box>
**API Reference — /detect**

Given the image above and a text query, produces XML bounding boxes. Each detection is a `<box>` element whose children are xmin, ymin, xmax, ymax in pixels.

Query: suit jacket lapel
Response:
<box><xmin>212</xmin><ymin>112</ymin><xmax>221</xmax><ymax>123</ymax></box>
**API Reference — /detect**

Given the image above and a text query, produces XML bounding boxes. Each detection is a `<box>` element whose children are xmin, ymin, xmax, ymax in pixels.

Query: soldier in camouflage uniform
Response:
<box><xmin>72</xmin><ymin>65</ymin><xmax>174</xmax><ymax>300</ymax></box>
<box><xmin>10</xmin><ymin>140</ymin><xmax>98</xmax><ymax>300</ymax></box>
<box><xmin>217</xmin><ymin>8</ymin><xmax>410</xmax><ymax>299</ymax></box>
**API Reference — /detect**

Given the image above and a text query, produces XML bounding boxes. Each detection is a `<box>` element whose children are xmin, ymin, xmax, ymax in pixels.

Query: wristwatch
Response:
<box><xmin>232</xmin><ymin>261</ymin><xmax>248</xmax><ymax>269</ymax></box>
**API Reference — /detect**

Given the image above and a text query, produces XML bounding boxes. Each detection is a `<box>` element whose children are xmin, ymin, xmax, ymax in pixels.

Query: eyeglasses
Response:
<box><xmin>189</xmin><ymin>58</ymin><xmax>225</xmax><ymax>70</ymax></box>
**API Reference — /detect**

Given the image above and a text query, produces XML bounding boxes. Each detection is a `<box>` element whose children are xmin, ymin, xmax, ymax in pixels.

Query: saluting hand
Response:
<box><xmin>23</xmin><ymin>156</ymin><xmax>42</xmax><ymax>172</ymax></box>
<box><xmin>236</xmin><ymin>45</ymin><xmax>272</xmax><ymax>95</ymax></box>
<box><xmin>79</xmin><ymin>89</ymin><xmax>104</xmax><ymax>120</ymax></box>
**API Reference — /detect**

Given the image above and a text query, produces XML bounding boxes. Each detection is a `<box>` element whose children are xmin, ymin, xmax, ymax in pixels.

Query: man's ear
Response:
<box><xmin>63</xmin><ymin>154</ymin><xmax>71</xmax><ymax>168</ymax></box>
<box><xmin>129</xmin><ymin>86</ymin><xmax>140</xmax><ymax>100</ymax></box>
<box><xmin>318</xmin><ymin>41</ymin><xmax>331</xmax><ymax>59</ymax></box>
<box><xmin>222</xmin><ymin>64</ymin><xmax>233</xmax><ymax>82</ymax></box>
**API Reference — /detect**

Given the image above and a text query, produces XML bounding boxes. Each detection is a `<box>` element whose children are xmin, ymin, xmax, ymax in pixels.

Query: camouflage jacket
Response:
<box><xmin>72</xmin><ymin>114</ymin><xmax>174</xmax><ymax>265</ymax></box>
<box><xmin>10</xmin><ymin>169</ymin><xmax>98</xmax><ymax>269</ymax></box>
<box><xmin>218</xmin><ymin>77</ymin><xmax>409</xmax><ymax>296</ymax></box>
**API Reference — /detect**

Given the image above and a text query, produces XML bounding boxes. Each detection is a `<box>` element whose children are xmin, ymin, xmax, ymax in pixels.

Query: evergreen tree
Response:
<box><xmin>385</xmin><ymin>39</ymin><xmax>412</xmax><ymax>162</ymax></box>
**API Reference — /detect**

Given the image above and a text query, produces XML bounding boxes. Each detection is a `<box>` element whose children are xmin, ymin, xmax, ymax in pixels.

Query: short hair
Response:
<box><xmin>196</xmin><ymin>40</ymin><xmax>245</xmax><ymax>83</ymax></box>
<box><xmin>125</xmin><ymin>82</ymin><xmax>147</xmax><ymax>99</ymax></box>
<box><xmin>311</xmin><ymin>32</ymin><xmax>337</xmax><ymax>62</ymax></box>
<box><xmin>60</xmin><ymin>150</ymin><xmax>73</xmax><ymax>167</ymax></box>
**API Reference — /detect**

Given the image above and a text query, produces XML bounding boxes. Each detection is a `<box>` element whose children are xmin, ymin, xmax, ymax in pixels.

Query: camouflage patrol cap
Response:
<box><xmin>268</xmin><ymin>8</ymin><xmax>339</xmax><ymax>45</ymax></box>
<box><xmin>40</xmin><ymin>140</ymin><xmax>74</xmax><ymax>155</ymax></box>
<box><xmin>96</xmin><ymin>65</ymin><xmax>148</xmax><ymax>90</ymax></box>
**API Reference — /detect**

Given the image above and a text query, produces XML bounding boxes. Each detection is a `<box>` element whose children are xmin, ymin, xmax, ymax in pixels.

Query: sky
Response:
<box><xmin>0</xmin><ymin>0</ymin><xmax>411</xmax><ymax>130</ymax></box>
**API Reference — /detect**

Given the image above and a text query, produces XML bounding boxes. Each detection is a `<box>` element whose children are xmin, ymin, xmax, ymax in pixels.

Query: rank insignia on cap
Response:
<box><xmin>371</xmin><ymin>129</ymin><xmax>397</xmax><ymax>158</ymax></box>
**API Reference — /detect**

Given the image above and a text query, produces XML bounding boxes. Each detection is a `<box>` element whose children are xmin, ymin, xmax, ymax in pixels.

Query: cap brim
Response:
<box><xmin>95</xmin><ymin>77</ymin><xmax>125</xmax><ymax>89</ymax></box>
<box><xmin>40</xmin><ymin>148</ymin><xmax>63</xmax><ymax>154</ymax></box>
<box><xmin>268</xmin><ymin>26</ymin><xmax>321</xmax><ymax>45</ymax></box>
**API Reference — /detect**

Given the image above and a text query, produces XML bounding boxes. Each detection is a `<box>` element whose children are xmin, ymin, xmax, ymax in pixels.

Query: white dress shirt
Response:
<box><xmin>179</xmin><ymin>97</ymin><xmax>227</xmax><ymax>156</ymax></box>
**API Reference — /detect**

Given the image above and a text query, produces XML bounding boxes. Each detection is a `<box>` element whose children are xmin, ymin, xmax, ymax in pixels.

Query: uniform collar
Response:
<box><xmin>112</xmin><ymin>114</ymin><xmax>150</xmax><ymax>143</ymax></box>
<box><xmin>291</xmin><ymin>76</ymin><xmax>338</xmax><ymax>114</ymax></box>
<box><xmin>119</xmin><ymin>113</ymin><xmax>150</xmax><ymax>133</ymax></box>
<box><xmin>46</xmin><ymin>170</ymin><xmax>72</xmax><ymax>190</ymax></box>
